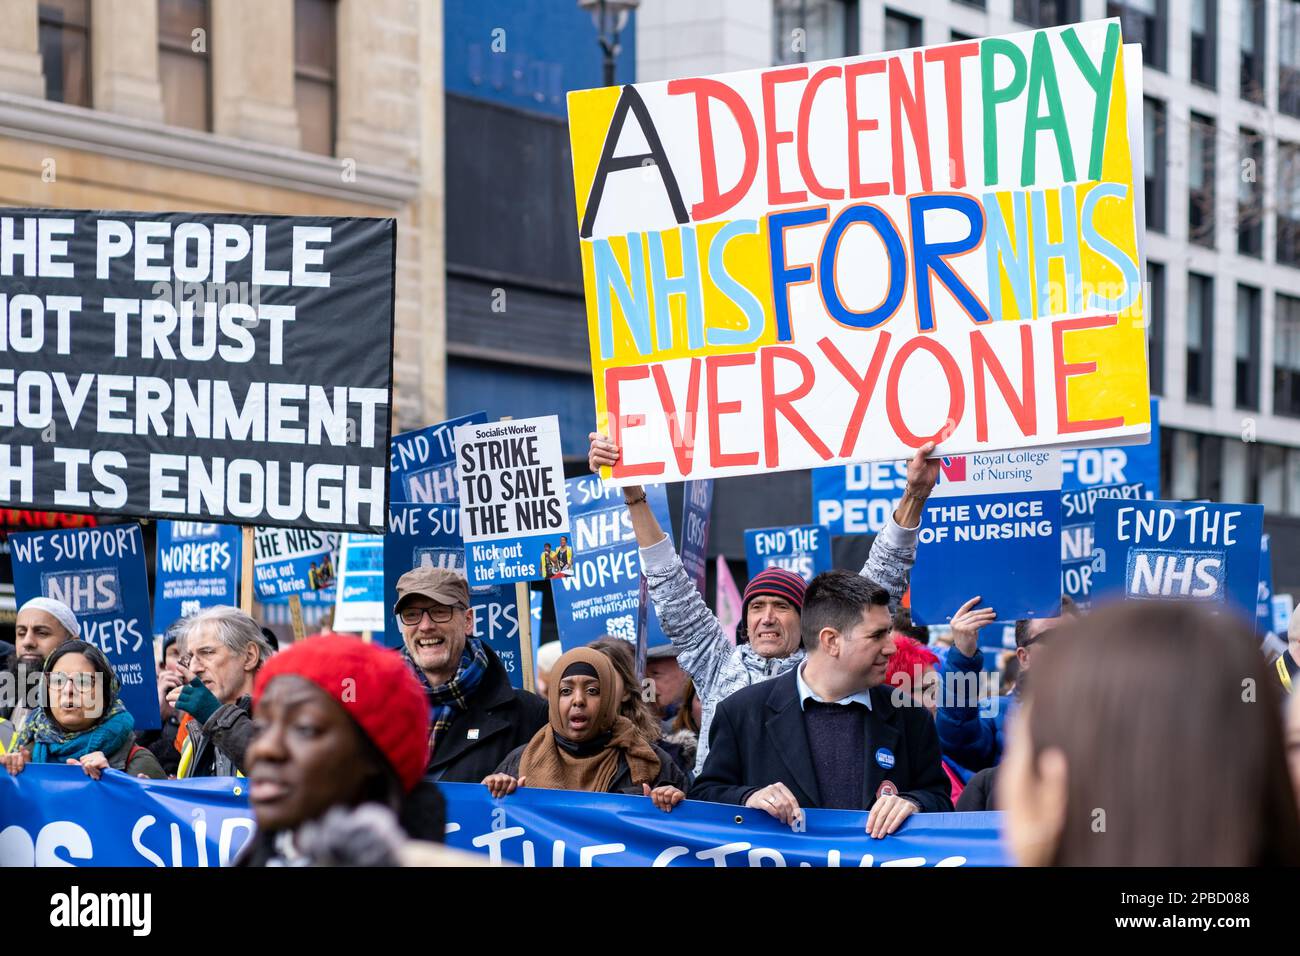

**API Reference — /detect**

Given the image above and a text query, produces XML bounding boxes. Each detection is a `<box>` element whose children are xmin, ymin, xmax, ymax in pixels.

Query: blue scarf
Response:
<box><xmin>403</xmin><ymin>638</ymin><xmax>489</xmax><ymax>757</ymax></box>
<box><xmin>22</xmin><ymin>699</ymin><xmax>135</xmax><ymax>764</ymax></box>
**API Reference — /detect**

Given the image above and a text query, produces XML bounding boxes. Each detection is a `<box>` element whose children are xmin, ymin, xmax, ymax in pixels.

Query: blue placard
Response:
<box><xmin>1256</xmin><ymin>533</ymin><xmax>1274</xmax><ymax>638</ymax></box>
<box><xmin>811</xmin><ymin>461</ymin><xmax>912</xmax><ymax>535</ymax></box>
<box><xmin>252</xmin><ymin>529</ymin><xmax>339</xmax><ymax>604</ymax></box>
<box><xmin>1059</xmin><ymin>482</ymin><xmax>1145</xmax><ymax>606</ymax></box>
<box><xmin>1089</xmin><ymin>500</ymin><xmax>1264</xmax><ymax>614</ymax></box>
<box><xmin>550</xmin><ymin>475</ymin><xmax>673</xmax><ymax>651</ymax></box>
<box><xmin>1061</xmin><ymin>400</ymin><xmax>1160</xmax><ymax>495</ymax></box>
<box><xmin>0</xmin><ymin>766</ymin><xmax>1008</xmax><ymax>867</ymax></box>
<box><xmin>10</xmin><ymin>524</ymin><xmax>160</xmax><ymax>730</ymax></box>
<box><xmin>911</xmin><ymin>492</ymin><xmax>1063</xmax><ymax>626</ymax></box>
<box><xmin>383</xmin><ymin>502</ymin><xmax>526</xmax><ymax>687</ymax></box>
<box><xmin>151</xmin><ymin>521</ymin><xmax>241</xmax><ymax>639</ymax></box>
<box><xmin>680</xmin><ymin>479</ymin><xmax>713</xmax><ymax>595</ymax></box>
<box><xmin>744</xmin><ymin>524</ymin><xmax>832</xmax><ymax>584</ymax></box>
<box><xmin>390</xmin><ymin>411</ymin><xmax>489</xmax><ymax>504</ymax></box>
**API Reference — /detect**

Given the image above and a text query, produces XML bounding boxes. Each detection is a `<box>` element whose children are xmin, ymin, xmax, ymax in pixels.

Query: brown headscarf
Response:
<box><xmin>517</xmin><ymin>647</ymin><xmax>661</xmax><ymax>792</ymax></box>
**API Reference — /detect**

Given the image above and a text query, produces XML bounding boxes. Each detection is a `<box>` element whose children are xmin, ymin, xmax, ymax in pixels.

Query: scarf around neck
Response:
<box><xmin>404</xmin><ymin>638</ymin><xmax>489</xmax><ymax>755</ymax></box>
<box><xmin>517</xmin><ymin>647</ymin><xmax>660</xmax><ymax>793</ymax></box>
<box><xmin>20</xmin><ymin>698</ymin><xmax>134</xmax><ymax>764</ymax></box>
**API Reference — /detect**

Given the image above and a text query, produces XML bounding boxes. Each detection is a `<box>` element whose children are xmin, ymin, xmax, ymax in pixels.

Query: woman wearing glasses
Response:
<box><xmin>1</xmin><ymin>640</ymin><xmax>165</xmax><ymax>780</ymax></box>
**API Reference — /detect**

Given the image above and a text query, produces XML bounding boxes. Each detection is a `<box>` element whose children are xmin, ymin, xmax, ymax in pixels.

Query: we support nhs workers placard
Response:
<box><xmin>384</xmin><ymin>503</ymin><xmax>526</xmax><ymax>686</ymax></box>
<box><xmin>910</xmin><ymin>452</ymin><xmax>1062</xmax><ymax>626</ymax></box>
<box><xmin>1061</xmin><ymin>400</ymin><xmax>1160</xmax><ymax>495</ymax></box>
<box><xmin>390</xmin><ymin>411</ymin><xmax>488</xmax><ymax>504</ymax></box>
<box><xmin>10</xmin><ymin>525</ymin><xmax>160</xmax><ymax>730</ymax></box>
<box><xmin>456</xmin><ymin>416</ymin><xmax>571</xmax><ymax>587</ymax></box>
<box><xmin>1089</xmin><ymin>500</ymin><xmax>1264</xmax><ymax>613</ymax></box>
<box><xmin>550</xmin><ymin>476</ymin><xmax>672</xmax><ymax>651</ymax></box>
<box><xmin>744</xmin><ymin>525</ymin><xmax>832</xmax><ymax>584</ymax></box>
<box><xmin>152</xmin><ymin>521</ymin><xmax>241</xmax><ymax>640</ymax></box>
<box><xmin>1060</xmin><ymin>482</ymin><xmax>1145</xmax><ymax>606</ymax></box>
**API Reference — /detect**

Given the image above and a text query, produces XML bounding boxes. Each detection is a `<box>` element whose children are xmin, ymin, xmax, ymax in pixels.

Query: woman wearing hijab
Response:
<box><xmin>1</xmin><ymin>640</ymin><xmax>164</xmax><ymax>779</ymax></box>
<box><xmin>482</xmin><ymin>647</ymin><xmax>687</xmax><ymax>811</ymax></box>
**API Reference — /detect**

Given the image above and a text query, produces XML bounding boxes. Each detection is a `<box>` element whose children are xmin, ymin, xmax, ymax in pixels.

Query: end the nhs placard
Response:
<box><xmin>1089</xmin><ymin>499</ymin><xmax>1263</xmax><ymax>613</ymax></box>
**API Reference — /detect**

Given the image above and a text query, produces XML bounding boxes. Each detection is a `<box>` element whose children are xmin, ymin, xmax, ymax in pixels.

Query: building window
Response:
<box><xmin>1191</xmin><ymin>0</ymin><xmax>1217</xmax><ymax>88</ymax></box>
<box><xmin>1282</xmin><ymin>1</ymin><xmax>1300</xmax><ymax>116</ymax></box>
<box><xmin>951</xmin><ymin>30</ymin><xmax>976</xmax><ymax>42</ymax></box>
<box><xmin>1238</xmin><ymin>127</ymin><xmax>1263</xmax><ymax>257</ymax></box>
<box><xmin>1143</xmin><ymin>97</ymin><xmax>1166</xmax><ymax>233</ymax></box>
<box><xmin>295</xmin><ymin>0</ymin><xmax>337</xmax><ymax>155</ymax></box>
<box><xmin>1235</xmin><ymin>284</ymin><xmax>1260</xmax><ymax>409</ymax></box>
<box><xmin>1279</xmin><ymin>142</ymin><xmax>1300</xmax><ymax>267</ymax></box>
<box><xmin>1147</xmin><ymin>260</ymin><xmax>1165</xmax><ymax>396</ymax></box>
<box><xmin>1013</xmin><ymin>0</ymin><xmax>1080</xmax><ymax>27</ymax></box>
<box><xmin>954</xmin><ymin>0</ymin><xmax>985</xmax><ymax>8</ymax></box>
<box><xmin>1277</xmin><ymin>293</ymin><xmax>1300</xmax><ymax>417</ymax></box>
<box><xmin>1166</xmin><ymin>429</ymin><xmax>1222</xmax><ymax>501</ymax></box>
<box><xmin>1240</xmin><ymin>0</ymin><xmax>1265</xmax><ymax>102</ymax></box>
<box><xmin>773</xmin><ymin>0</ymin><xmax>859</xmax><ymax>65</ymax></box>
<box><xmin>1188</xmin><ymin>113</ymin><xmax>1216</xmax><ymax>247</ymax></box>
<box><xmin>1186</xmin><ymin>272</ymin><xmax>1214</xmax><ymax>405</ymax></box>
<box><xmin>39</xmin><ymin>1</ymin><xmax>91</xmax><ymax>107</ymax></box>
<box><xmin>158</xmin><ymin>0</ymin><xmax>211</xmax><ymax>131</ymax></box>
<box><xmin>884</xmin><ymin>9</ymin><xmax>921</xmax><ymax>51</ymax></box>
<box><xmin>1108</xmin><ymin>1</ymin><xmax>1165</xmax><ymax>72</ymax></box>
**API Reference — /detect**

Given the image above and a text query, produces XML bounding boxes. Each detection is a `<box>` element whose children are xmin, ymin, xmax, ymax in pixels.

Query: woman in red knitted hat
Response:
<box><xmin>234</xmin><ymin>634</ymin><xmax>478</xmax><ymax>866</ymax></box>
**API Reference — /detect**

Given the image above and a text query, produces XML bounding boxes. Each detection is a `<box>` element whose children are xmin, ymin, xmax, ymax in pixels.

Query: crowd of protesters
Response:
<box><xmin>2</xmin><ymin>429</ymin><xmax>1300</xmax><ymax>866</ymax></box>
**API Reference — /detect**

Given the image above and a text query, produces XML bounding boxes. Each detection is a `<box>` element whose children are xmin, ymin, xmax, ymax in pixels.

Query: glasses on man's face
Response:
<box><xmin>399</xmin><ymin>605</ymin><xmax>457</xmax><ymax>626</ymax></box>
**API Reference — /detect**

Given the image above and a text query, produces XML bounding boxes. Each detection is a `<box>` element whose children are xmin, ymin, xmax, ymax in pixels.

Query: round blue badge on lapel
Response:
<box><xmin>875</xmin><ymin>747</ymin><xmax>895</xmax><ymax>769</ymax></box>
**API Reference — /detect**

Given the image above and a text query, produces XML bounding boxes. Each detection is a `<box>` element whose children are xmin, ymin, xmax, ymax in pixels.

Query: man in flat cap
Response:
<box><xmin>394</xmin><ymin>567</ymin><xmax>547</xmax><ymax>783</ymax></box>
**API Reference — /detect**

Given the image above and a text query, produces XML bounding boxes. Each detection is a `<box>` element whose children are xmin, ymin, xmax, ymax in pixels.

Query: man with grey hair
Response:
<box><xmin>171</xmin><ymin>605</ymin><xmax>273</xmax><ymax>778</ymax></box>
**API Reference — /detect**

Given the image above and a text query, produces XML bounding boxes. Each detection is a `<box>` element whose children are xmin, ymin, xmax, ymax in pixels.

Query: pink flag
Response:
<box><xmin>716</xmin><ymin>556</ymin><xmax>742</xmax><ymax>646</ymax></box>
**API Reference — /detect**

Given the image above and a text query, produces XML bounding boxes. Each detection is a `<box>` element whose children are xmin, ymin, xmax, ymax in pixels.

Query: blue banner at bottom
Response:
<box><xmin>0</xmin><ymin>766</ymin><xmax>1009</xmax><ymax>866</ymax></box>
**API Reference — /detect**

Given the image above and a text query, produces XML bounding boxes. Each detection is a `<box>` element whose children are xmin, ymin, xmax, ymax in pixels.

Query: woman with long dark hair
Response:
<box><xmin>1000</xmin><ymin>601</ymin><xmax>1300</xmax><ymax>866</ymax></box>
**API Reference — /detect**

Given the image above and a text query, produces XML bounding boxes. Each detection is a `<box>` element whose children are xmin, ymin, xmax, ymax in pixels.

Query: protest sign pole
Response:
<box><xmin>492</xmin><ymin>416</ymin><xmax>538</xmax><ymax>693</ymax></box>
<box><xmin>240</xmin><ymin>527</ymin><xmax>254</xmax><ymax>615</ymax></box>
<box><xmin>288</xmin><ymin>595</ymin><xmax>305</xmax><ymax>643</ymax></box>
<box><xmin>517</xmin><ymin>582</ymin><xmax>536</xmax><ymax>693</ymax></box>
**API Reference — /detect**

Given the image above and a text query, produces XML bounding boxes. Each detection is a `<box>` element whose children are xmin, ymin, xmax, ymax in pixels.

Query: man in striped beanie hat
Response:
<box><xmin>589</xmin><ymin>432</ymin><xmax>938</xmax><ymax>775</ymax></box>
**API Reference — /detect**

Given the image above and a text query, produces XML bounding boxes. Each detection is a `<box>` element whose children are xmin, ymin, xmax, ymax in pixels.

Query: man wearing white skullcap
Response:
<box><xmin>1</xmin><ymin>597</ymin><xmax>81</xmax><ymax>741</ymax></box>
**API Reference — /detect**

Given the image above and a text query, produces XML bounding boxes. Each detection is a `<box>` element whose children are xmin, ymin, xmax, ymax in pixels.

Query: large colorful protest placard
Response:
<box><xmin>0</xmin><ymin>211</ymin><xmax>394</xmax><ymax>531</ymax></box>
<box><xmin>152</xmin><ymin>520</ymin><xmax>241</xmax><ymax>640</ymax></box>
<box><xmin>455</xmin><ymin>416</ymin><xmax>571</xmax><ymax>587</ymax></box>
<box><xmin>570</xmin><ymin>20</ymin><xmax>1149</xmax><ymax>486</ymax></box>
<box><xmin>910</xmin><ymin>451</ymin><xmax>1062</xmax><ymax>625</ymax></box>
<box><xmin>10</xmin><ymin>523</ymin><xmax>160</xmax><ymax>729</ymax></box>
<box><xmin>390</xmin><ymin>411</ymin><xmax>489</xmax><ymax>504</ymax></box>
<box><xmin>252</xmin><ymin>527</ymin><xmax>338</xmax><ymax>604</ymax></box>
<box><xmin>550</xmin><ymin>475</ymin><xmax>672</xmax><ymax>651</ymax></box>
<box><xmin>1089</xmin><ymin>500</ymin><xmax>1264</xmax><ymax>614</ymax></box>
<box><xmin>0</xmin><ymin>766</ymin><xmax>1009</xmax><ymax>867</ymax></box>
<box><xmin>384</xmin><ymin>502</ymin><xmax>526</xmax><ymax>686</ymax></box>
<box><xmin>1059</xmin><ymin>481</ymin><xmax>1144</xmax><ymax>605</ymax></box>
<box><xmin>744</xmin><ymin>523</ymin><xmax>832</xmax><ymax>584</ymax></box>
<box><xmin>332</xmin><ymin>533</ymin><xmax>385</xmax><ymax>633</ymax></box>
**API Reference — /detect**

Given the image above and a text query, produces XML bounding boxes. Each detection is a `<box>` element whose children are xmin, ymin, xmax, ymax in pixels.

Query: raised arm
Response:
<box><xmin>589</xmin><ymin>433</ymin><xmax>735</xmax><ymax>698</ymax></box>
<box><xmin>861</xmin><ymin>442</ymin><xmax>939</xmax><ymax>614</ymax></box>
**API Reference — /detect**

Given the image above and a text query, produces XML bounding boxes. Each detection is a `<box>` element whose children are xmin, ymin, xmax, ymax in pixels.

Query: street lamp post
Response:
<box><xmin>578</xmin><ymin>0</ymin><xmax>639</xmax><ymax>87</ymax></box>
